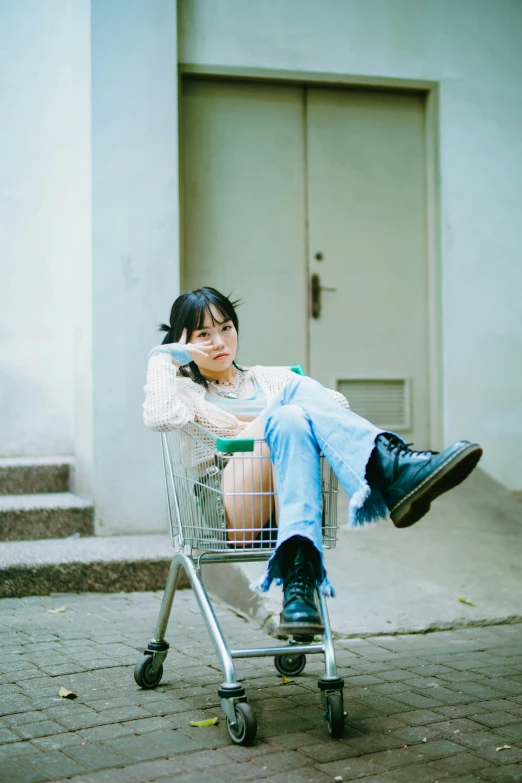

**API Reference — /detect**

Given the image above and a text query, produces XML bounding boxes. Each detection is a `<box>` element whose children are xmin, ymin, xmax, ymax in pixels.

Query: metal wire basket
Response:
<box><xmin>161</xmin><ymin>422</ymin><xmax>339</xmax><ymax>552</ymax></box>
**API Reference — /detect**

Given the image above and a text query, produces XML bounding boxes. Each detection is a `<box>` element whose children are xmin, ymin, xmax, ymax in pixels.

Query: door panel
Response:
<box><xmin>307</xmin><ymin>88</ymin><xmax>430</xmax><ymax>446</ymax></box>
<box><xmin>181</xmin><ymin>78</ymin><xmax>308</xmax><ymax>368</ymax></box>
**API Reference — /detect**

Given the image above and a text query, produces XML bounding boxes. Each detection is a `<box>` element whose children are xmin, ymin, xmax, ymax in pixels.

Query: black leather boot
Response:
<box><xmin>278</xmin><ymin>537</ymin><xmax>325</xmax><ymax>637</ymax></box>
<box><xmin>367</xmin><ymin>434</ymin><xmax>482</xmax><ymax>529</ymax></box>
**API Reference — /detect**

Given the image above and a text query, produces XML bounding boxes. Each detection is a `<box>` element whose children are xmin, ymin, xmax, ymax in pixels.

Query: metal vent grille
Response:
<box><xmin>337</xmin><ymin>378</ymin><xmax>410</xmax><ymax>430</ymax></box>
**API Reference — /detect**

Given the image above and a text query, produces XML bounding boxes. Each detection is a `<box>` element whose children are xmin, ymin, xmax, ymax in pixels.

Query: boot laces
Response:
<box><xmin>384</xmin><ymin>436</ymin><xmax>438</xmax><ymax>461</ymax></box>
<box><xmin>285</xmin><ymin>562</ymin><xmax>316</xmax><ymax>601</ymax></box>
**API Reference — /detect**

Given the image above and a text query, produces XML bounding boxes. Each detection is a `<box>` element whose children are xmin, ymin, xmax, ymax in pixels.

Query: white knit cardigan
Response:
<box><xmin>143</xmin><ymin>353</ymin><xmax>349</xmax><ymax>436</ymax></box>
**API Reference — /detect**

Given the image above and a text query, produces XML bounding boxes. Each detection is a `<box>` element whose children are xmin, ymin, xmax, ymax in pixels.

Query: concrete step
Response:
<box><xmin>0</xmin><ymin>534</ymin><xmax>188</xmax><ymax>597</ymax></box>
<box><xmin>0</xmin><ymin>456</ymin><xmax>72</xmax><ymax>494</ymax></box>
<box><xmin>0</xmin><ymin>493</ymin><xmax>94</xmax><ymax>541</ymax></box>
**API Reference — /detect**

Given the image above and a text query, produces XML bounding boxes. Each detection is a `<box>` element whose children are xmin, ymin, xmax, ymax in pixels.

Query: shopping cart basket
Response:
<box><xmin>134</xmin><ymin>374</ymin><xmax>346</xmax><ymax>744</ymax></box>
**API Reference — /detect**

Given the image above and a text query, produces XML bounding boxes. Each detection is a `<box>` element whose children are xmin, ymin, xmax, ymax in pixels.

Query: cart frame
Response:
<box><xmin>135</xmin><ymin>372</ymin><xmax>345</xmax><ymax>743</ymax></box>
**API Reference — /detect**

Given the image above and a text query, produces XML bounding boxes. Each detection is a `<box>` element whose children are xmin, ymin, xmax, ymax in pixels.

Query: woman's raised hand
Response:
<box><xmin>176</xmin><ymin>328</ymin><xmax>213</xmax><ymax>361</ymax></box>
<box><xmin>149</xmin><ymin>328</ymin><xmax>214</xmax><ymax>366</ymax></box>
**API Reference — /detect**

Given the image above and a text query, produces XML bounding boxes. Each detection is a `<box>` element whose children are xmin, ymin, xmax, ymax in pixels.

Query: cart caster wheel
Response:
<box><xmin>134</xmin><ymin>655</ymin><xmax>163</xmax><ymax>689</ymax></box>
<box><xmin>274</xmin><ymin>653</ymin><xmax>306</xmax><ymax>677</ymax></box>
<box><xmin>226</xmin><ymin>702</ymin><xmax>257</xmax><ymax>745</ymax></box>
<box><xmin>326</xmin><ymin>692</ymin><xmax>345</xmax><ymax>739</ymax></box>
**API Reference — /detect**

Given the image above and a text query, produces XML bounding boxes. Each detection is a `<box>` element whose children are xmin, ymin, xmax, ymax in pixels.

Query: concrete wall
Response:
<box><xmin>179</xmin><ymin>0</ymin><xmax>522</xmax><ymax>490</ymax></box>
<box><xmin>0</xmin><ymin>1</ymin><xmax>91</xmax><ymax>462</ymax></box>
<box><xmin>91</xmin><ymin>0</ymin><xmax>179</xmax><ymax>533</ymax></box>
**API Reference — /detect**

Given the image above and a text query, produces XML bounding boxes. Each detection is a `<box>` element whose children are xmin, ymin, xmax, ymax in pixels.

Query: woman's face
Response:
<box><xmin>188</xmin><ymin>304</ymin><xmax>238</xmax><ymax>375</ymax></box>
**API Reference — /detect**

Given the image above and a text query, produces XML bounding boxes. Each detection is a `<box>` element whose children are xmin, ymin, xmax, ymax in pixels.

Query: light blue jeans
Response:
<box><xmin>251</xmin><ymin>374</ymin><xmax>388</xmax><ymax>597</ymax></box>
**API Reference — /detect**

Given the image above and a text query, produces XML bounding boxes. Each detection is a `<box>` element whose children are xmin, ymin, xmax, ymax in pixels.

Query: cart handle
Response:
<box><xmin>216</xmin><ymin>364</ymin><xmax>306</xmax><ymax>453</ymax></box>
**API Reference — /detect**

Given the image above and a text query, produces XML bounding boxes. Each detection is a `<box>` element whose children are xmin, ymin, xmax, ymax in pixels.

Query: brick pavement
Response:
<box><xmin>1</xmin><ymin>592</ymin><xmax>522</xmax><ymax>783</ymax></box>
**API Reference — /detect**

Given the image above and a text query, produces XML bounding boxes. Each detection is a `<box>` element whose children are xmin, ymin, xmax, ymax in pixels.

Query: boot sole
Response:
<box><xmin>278</xmin><ymin>621</ymin><xmax>325</xmax><ymax>637</ymax></box>
<box><xmin>390</xmin><ymin>442</ymin><xmax>483</xmax><ymax>529</ymax></box>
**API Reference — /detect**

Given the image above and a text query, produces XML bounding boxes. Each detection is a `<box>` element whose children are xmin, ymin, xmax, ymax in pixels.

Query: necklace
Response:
<box><xmin>206</xmin><ymin>368</ymin><xmax>246</xmax><ymax>399</ymax></box>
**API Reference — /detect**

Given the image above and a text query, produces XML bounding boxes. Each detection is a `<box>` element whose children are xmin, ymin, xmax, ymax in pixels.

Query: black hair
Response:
<box><xmin>159</xmin><ymin>287</ymin><xmax>241</xmax><ymax>388</ymax></box>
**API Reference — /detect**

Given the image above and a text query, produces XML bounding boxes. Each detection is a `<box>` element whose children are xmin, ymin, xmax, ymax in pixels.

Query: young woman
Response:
<box><xmin>144</xmin><ymin>287</ymin><xmax>482</xmax><ymax>636</ymax></box>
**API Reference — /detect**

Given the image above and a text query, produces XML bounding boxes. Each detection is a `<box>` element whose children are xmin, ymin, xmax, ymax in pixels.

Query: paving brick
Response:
<box><xmin>476</xmin><ymin>764</ymin><xmax>522</xmax><ymax>782</ymax></box>
<box><xmin>178</xmin><ymin>747</ymin><xmax>232</xmax><ymax>768</ymax></box>
<box><xmin>317</xmin><ymin>755</ymin><xmax>387</xmax><ymax>779</ymax></box>
<box><xmin>385</xmin><ymin>761</ymin><xmax>451</xmax><ymax>782</ymax></box>
<box><xmin>254</xmin><ymin>768</ymin><xmax>334</xmax><ymax>783</ymax></box>
<box><xmin>365</xmin><ymin>747</ymin><xmax>428</xmax><ymax>769</ymax></box>
<box><xmin>175</xmin><ymin>724</ymin><xmax>232</xmax><ymax>750</ymax></box>
<box><xmin>370</xmin><ymin>682</ymin><xmax>411</xmax><ymax>695</ymax></box>
<box><xmin>434</xmin><ymin>704</ymin><xmax>490</xmax><ymax>719</ymax></box>
<box><xmin>299</xmin><ymin>740</ymin><xmax>361</xmax><ymax>762</ymax></box>
<box><xmin>26</xmin><ymin>749</ymin><xmax>89</xmax><ymax>778</ymax></box>
<box><xmin>389</xmin><ymin>724</ymin><xmax>443</xmax><ymax>745</ymax></box>
<box><xmin>31</xmin><ymin>732</ymin><xmax>88</xmax><ymax>751</ymax></box>
<box><xmin>452</xmin><ymin>682</ymin><xmax>507</xmax><ymax>700</ymax></box>
<box><xmin>0</xmin><ymin>726</ymin><xmax>23</xmax><ymax>743</ymax></box>
<box><xmin>390</xmin><ymin>709</ymin><xmax>445</xmax><ymax>726</ymax></box>
<box><xmin>470</xmin><ymin>711</ymin><xmax>522</xmax><ymax>728</ymax></box>
<box><xmin>212</xmin><ymin>760</ymin><xmax>272</xmax><ymax>781</ymax></box>
<box><xmin>3</xmin><ymin>710</ymin><xmax>50</xmax><ymax>727</ymax></box>
<box><xmin>0</xmin><ymin>757</ymin><xmax>49</xmax><ymax>783</ymax></box>
<box><xmin>347</xmin><ymin>715</ymin><xmax>405</xmax><ymax>733</ymax></box>
<box><xmin>78</xmin><ymin>722</ymin><xmax>136</xmax><ymax>741</ymax></box>
<box><xmin>386</xmin><ymin>690</ymin><xmax>444</xmax><ymax>710</ymax></box>
<box><xmin>119</xmin><ymin>756</ymin><xmax>187</xmax><ymax>780</ymax></box>
<box><xmin>15</xmin><ymin>719</ymin><xmax>68</xmax><ymax>739</ymax></box>
<box><xmin>473</xmin><ymin>744</ymin><xmax>522</xmax><ymax>766</ymax></box>
<box><xmin>52</xmin><ymin>711</ymin><xmax>110</xmax><ymax>731</ymax></box>
<box><xmin>345</xmin><ymin>731</ymin><xmax>405</xmax><ymax>754</ymax></box>
<box><xmin>430</xmin><ymin>717</ymin><xmax>490</xmax><ymax>735</ymax></box>
<box><xmin>265</xmin><ymin>731</ymin><xmax>314</xmax><ymax>750</ymax></box>
<box><xmin>221</xmin><ymin>739</ymin><xmax>273</xmax><ymax>761</ymax></box>
<box><xmin>0</xmin><ymin>740</ymin><xmax>41</xmax><ymax>759</ymax></box>
<box><xmin>105</xmin><ymin>731</ymin><xmax>193</xmax><ymax>760</ymax></box>
<box><xmin>433</xmin><ymin>751</ymin><xmax>493</xmax><ymax>776</ymax></box>
<box><xmin>413</xmin><ymin>737</ymin><xmax>466</xmax><ymax>759</ymax></box>
<box><xmin>61</xmin><ymin>741</ymin><xmax>130</xmax><ymax>770</ymax></box>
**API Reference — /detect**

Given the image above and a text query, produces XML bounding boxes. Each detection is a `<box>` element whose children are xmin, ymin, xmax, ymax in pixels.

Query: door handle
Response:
<box><xmin>311</xmin><ymin>274</ymin><xmax>337</xmax><ymax>319</ymax></box>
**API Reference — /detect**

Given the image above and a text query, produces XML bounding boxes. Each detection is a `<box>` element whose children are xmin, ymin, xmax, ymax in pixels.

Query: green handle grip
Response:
<box><xmin>216</xmin><ymin>437</ymin><xmax>255</xmax><ymax>453</ymax></box>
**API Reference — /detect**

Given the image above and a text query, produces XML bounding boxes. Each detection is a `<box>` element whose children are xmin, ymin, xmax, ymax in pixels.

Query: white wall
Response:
<box><xmin>91</xmin><ymin>0</ymin><xmax>179</xmax><ymax>533</ymax></box>
<box><xmin>179</xmin><ymin>0</ymin><xmax>522</xmax><ymax>490</ymax></box>
<box><xmin>0</xmin><ymin>1</ymin><xmax>91</xmax><ymax>461</ymax></box>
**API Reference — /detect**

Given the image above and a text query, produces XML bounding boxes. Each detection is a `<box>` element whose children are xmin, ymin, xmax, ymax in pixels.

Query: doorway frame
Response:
<box><xmin>179</xmin><ymin>64</ymin><xmax>442</xmax><ymax>449</ymax></box>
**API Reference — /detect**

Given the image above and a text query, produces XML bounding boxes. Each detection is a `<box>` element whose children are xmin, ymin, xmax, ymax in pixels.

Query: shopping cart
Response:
<box><xmin>134</xmin><ymin>369</ymin><xmax>346</xmax><ymax>745</ymax></box>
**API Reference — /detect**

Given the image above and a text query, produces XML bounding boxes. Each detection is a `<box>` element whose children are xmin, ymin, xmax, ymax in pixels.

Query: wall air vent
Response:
<box><xmin>336</xmin><ymin>378</ymin><xmax>410</xmax><ymax>431</ymax></box>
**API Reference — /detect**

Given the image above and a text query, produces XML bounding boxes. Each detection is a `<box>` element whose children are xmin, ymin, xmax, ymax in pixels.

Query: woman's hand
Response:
<box><xmin>149</xmin><ymin>329</ymin><xmax>213</xmax><ymax>366</ymax></box>
<box><xmin>175</xmin><ymin>328</ymin><xmax>213</xmax><ymax>362</ymax></box>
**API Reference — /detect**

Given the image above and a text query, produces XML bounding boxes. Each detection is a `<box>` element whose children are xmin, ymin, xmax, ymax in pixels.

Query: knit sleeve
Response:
<box><xmin>143</xmin><ymin>353</ymin><xmax>195</xmax><ymax>431</ymax></box>
<box><xmin>325</xmin><ymin>387</ymin><xmax>351</xmax><ymax>410</ymax></box>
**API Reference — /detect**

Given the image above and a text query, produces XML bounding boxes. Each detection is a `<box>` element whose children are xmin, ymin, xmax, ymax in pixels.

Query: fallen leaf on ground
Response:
<box><xmin>189</xmin><ymin>717</ymin><xmax>218</xmax><ymax>727</ymax></box>
<box><xmin>458</xmin><ymin>596</ymin><xmax>476</xmax><ymax>607</ymax></box>
<box><xmin>279</xmin><ymin>675</ymin><xmax>294</xmax><ymax>684</ymax></box>
<box><xmin>48</xmin><ymin>606</ymin><xmax>67</xmax><ymax>614</ymax></box>
<box><xmin>58</xmin><ymin>686</ymin><xmax>77</xmax><ymax>699</ymax></box>
<box><xmin>495</xmin><ymin>745</ymin><xmax>512</xmax><ymax>751</ymax></box>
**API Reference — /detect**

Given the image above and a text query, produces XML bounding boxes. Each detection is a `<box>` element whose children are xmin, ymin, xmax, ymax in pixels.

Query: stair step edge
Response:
<box><xmin>0</xmin><ymin>534</ymin><xmax>173</xmax><ymax>566</ymax></box>
<box><xmin>0</xmin><ymin>493</ymin><xmax>93</xmax><ymax>511</ymax></box>
<box><xmin>0</xmin><ymin>456</ymin><xmax>74</xmax><ymax>468</ymax></box>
